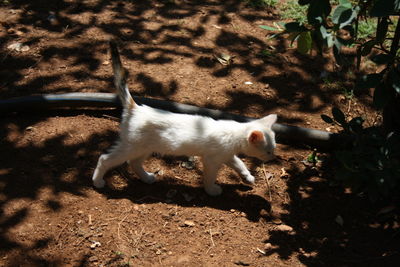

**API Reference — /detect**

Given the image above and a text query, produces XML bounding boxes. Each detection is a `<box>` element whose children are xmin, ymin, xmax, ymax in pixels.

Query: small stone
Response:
<box><xmin>335</xmin><ymin>215</ymin><xmax>344</xmax><ymax>226</ymax></box>
<box><xmin>90</xmin><ymin>241</ymin><xmax>101</xmax><ymax>249</ymax></box>
<box><xmin>276</xmin><ymin>224</ymin><xmax>293</xmax><ymax>232</ymax></box>
<box><xmin>183</xmin><ymin>220</ymin><xmax>195</xmax><ymax>227</ymax></box>
<box><xmin>89</xmin><ymin>256</ymin><xmax>98</xmax><ymax>262</ymax></box>
<box><xmin>264</xmin><ymin>243</ymin><xmax>272</xmax><ymax>250</ymax></box>
<box><xmin>182</xmin><ymin>192</ymin><xmax>195</xmax><ymax>202</ymax></box>
<box><xmin>102</xmin><ymin>60</ymin><xmax>109</xmax><ymax>65</ymax></box>
<box><xmin>271</xmin><ymin>218</ymin><xmax>282</xmax><ymax>225</ymax></box>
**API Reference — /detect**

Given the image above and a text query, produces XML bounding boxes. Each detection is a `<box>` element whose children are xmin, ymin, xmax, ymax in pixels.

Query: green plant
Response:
<box><xmin>280</xmin><ymin>0</ymin><xmax>308</xmax><ymax>25</ymax></box>
<box><xmin>322</xmin><ymin>107</ymin><xmax>400</xmax><ymax>202</ymax></box>
<box><xmin>245</xmin><ymin>0</ymin><xmax>278</xmax><ymax>8</ymax></box>
<box><xmin>260</xmin><ymin>0</ymin><xmax>400</xmax><ymax>203</ymax></box>
<box><xmin>357</xmin><ymin>18</ymin><xmax>378</xmax><ymax>39</ymax></box>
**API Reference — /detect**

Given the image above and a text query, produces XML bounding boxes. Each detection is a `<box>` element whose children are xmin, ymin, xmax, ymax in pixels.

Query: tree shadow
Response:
<box><xmin>263</xmin><ymin>161</ymin><xmax>400</xmax><ymax>266</ymax></box>
<box><xmin>0</xmin><ymin>0</ymin><xmax>394</xmax><ymax>266</ymax></box>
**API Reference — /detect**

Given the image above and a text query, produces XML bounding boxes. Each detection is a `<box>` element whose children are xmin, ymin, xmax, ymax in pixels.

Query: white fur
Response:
<box><xmin>92</xmin><ymin>104</ymin><xmax>277</xmax><ymax>196</ymax></box>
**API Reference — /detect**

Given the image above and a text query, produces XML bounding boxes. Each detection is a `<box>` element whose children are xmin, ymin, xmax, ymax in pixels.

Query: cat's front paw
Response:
<box><xmin>140</xmin><ymin>173</ymin><xmax>156</xmax><ymax>184</ymax></box>
<box><xmin>204</xmin><ymin>184</ymin><xmax>222</xmax><ymax>196</ymax></box>
<box><xmin>244</xmin><ymin>174</ymin><xmax>255</xmax><ymax>184</ymax></box>
<box><xmin>93</xmin><ymin>178</ymin><xmax>106</xmax><ymax>188</ymax></box>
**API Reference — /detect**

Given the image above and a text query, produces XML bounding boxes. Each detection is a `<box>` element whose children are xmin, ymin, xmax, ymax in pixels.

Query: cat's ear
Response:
<box><xmin>248</xmin><ymin>130</ymin><xmax>265</xmax><ymax>144</ymax></box>
<box><xmin>260</xmin><ymin>114</ymin><xmax>277</xmax><ymax>127</ymax></box>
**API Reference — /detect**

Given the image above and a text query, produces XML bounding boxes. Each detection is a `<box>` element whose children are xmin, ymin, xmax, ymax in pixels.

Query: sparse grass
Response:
<box><xmin>279</xmin><ymin>0</ymin><xmax>308</xmax><ymax>25</ymax></box>
<box><xmin>357</xmin><ymin>18</ymin><xmax>378</xmax><ymax>39</ymax></box>
<box><xmin>244</xmin><ymin>0</ymin><xmax>278</xmax><ymax>8</ymax></box>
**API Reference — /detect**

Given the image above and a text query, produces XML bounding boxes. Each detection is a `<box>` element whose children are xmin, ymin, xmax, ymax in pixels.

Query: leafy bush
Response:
<box><xmin>357</xmin><ymin>18</ymin><xmax>378</xmax><ymax>39</ymax></box>
<box><xmin>280</xmin><ymin>0</ymin><xmax>308</xmax><ymax>25</ymax></box>
<box><xmin>244</xmin><ymin>0</ymin><xmax>278</xmax><ymax>8</ymax></box>
<box><xmin>261</xmin><ymin>0</ymin><xmax>400</xmax><ymax>202</ymax></box>
<box><xmin>322</xmin><ymin>108</ymin><xmax>400</xmax><ymax>202</ymax></box>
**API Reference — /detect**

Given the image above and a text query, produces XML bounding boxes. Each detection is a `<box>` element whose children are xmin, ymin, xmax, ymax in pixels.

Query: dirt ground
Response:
<box><xmin>0</xmin><ymin>0</ymin><xmax>399</xmax><ymax>266</ymax></box>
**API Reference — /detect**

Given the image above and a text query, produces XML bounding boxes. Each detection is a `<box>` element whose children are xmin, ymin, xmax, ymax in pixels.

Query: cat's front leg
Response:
<box><xmin>92</xmin><ymin>147</ymin><xmax>132</xmax><ymax>188</ymax></box>
<box><xmin>129</xmin><ymin>157</ymin><xmax>156</xmax><ymax>184</ymax></box>
<box><xmin>202</xmin><ymin>158</ymin><xmax>222</xmax><ymax>196</ymax></box>
<box><xmin>226</xmin><ymin>155</ymin><xmax>255</xmax><ymax>184</ymax></box>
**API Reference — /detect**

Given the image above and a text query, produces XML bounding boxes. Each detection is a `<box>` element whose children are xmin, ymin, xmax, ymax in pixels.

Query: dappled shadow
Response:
<box><xmin>263</xmin><ymin>160</ymin><xmax>400</xmax><ymax>266</ymax></box>
<box><xmin>0</xmin><ymin>112</ymin><xmax>119</xmax><ymax>265</ymax></box>
<box><xmin>1</xmin><ymin>0</ymin><xmax>394</xmax><ymax>266</ymax></box>
<box><xmin>1</xmin><ymin>0</ymin><xmax>335</xmax><ymax>119</ymax></box>
<box><xmin>102</xmin><ymin>178</ymin><xmax>271</xmax><ymax>223</ymax></box>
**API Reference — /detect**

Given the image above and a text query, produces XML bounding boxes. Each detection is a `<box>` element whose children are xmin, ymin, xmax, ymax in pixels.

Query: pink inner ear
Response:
<box><xmin>249</xmin><ymin>130</ymin><xmax>264</xmax><ymax>144</ymax></box>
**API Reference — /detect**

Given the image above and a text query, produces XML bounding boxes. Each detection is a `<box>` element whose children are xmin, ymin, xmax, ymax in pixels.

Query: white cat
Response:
<box><xmin>92</xmin><ymin>41</ymin><xmax>277</xmax><ymax>196</ymax></box>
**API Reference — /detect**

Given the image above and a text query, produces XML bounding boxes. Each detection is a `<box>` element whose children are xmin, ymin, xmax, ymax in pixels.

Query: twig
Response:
<box><xmin>209</xmin><ymin>228</ymin><xmax>215</xmax><ymax>247</ymax></box>
<box><xmin>56</xmin><ymin>223</ymin><xmax>69</xmax><ymax>241</ymax></box>
<box><xmin>117</xmin><ymin>213</ymin><xmax>130</xmax><ymax>240</ymax></box>
<box><xmin>102</xmin><ymin>114</ymin><xmax>120</xmax><ymax>121</ymax></box>
<box><xmin>132</xmin><ymin>227</ymin><xmax>145</xmax><ymax>247</ymax></box>
<box><xmin>74</xmin><ymin>233</ymin><xmax>92</xmax><ymax>246</ymax></box>
<box><xmin>262</xmin><ymin>164</ymin><xmax>273</xmax><ymax>202</ymax></box>
<box><xmin>56</xmin><ymin>223</ymin><xmax>69</xmax><ymax>248</ymax></box>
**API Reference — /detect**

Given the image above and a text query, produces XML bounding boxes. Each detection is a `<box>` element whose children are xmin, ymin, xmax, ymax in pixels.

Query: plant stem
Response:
<box><xmin>389</xmin><ymin>17</ymin><xmax>400</xmax><ymax>57</ymax></box>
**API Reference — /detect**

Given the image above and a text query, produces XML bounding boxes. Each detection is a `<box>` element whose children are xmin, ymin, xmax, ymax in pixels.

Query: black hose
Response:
<box><xmin>0</xmin><ymin>93</ymin><xmax>344</xmax><ymax>149</ymax></box>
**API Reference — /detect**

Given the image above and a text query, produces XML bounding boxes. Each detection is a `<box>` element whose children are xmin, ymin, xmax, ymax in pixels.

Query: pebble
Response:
<box><xmin>90</xmin><ymin>241</ymin><xmax>101</xmax><ymax>249</ymax></box>
<box><xmin>89</xmin><ymin>256</ymin><xmax>98</xmax><ymax>262</ymax></box>
<box><xmin>276</xmin><ymin>224</ymin><xmax>293</xmax><ymax>232</ymax></box>
<box><xmin>182</xmin><ymin>220</ymin><xmax>195</xmax><ymax>227</ymax></box>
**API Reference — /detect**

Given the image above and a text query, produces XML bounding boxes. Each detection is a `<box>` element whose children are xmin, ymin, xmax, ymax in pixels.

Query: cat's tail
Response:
<box><xmin>109</xmin><ymin>40</ymin><xmax>136</xmax><ymax>110</ymax></box>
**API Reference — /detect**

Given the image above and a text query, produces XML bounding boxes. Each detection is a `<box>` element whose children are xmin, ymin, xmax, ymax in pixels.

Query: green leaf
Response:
<box><xmin>288</xmin><ymin>32</ymin><xmax>301</xmax><ymax>46</ymax></box>
<box><xmin>299</xmin><ymin>0</ymin><xmax>311</xmax><ymax>5</ymax></box>
<box><xmin>349</xmin><ymin>117</ymin><xmax>364</xmax><ymax>133</ymax></box>
<box><xmin>376</xmin><ymin>18</ymin><xmax>389</xmax><ymax>43</ymax></box>
<box><xmin>371</xmin><ymin>54</ymin><xmax>393</xmax><ymax>65</ymax></box>
<box><xmin>332</xmin><ymin>6</ymin><xmax>358</xmax><ymax>29</ymax></box>
<box><xmin>307</xmin><ymin>0</ymin><xmax>331</xmax><ymax>25</ymax></box>
<box><xmin>321</xmin><ymin>114</ymin><xmax>334</xmax><ymax>123</ymax></box>
<box><xmin>361</xmin><ymin>39</ymin><xmax>376</xmax><ymax>56</ymax></box>
<box><xmin>259</xmin><ymin>25</ymin><xmax>279</xmax><ymax>31</ymax></box>
<box><xmin>283</xmin><ymin>22</ymin><xmax>307</xmax><ymax>32</ymax></box>
<box><xmin>339</xmin><ymin>0</ymin><xmax>352</xmax><ymax>9</ymax></box>
<box><xmin>297</xmin><ymin>31</ymin><xmax>312</xmax><ymax>54</ymax></box>
<box><xmin>356</xmin><ymin>73</ymin><xmax>383</xmax><ymax>89</ymax></box>
<box><xmin>332</xmin><ymin>107</ymin><xmax>346</xmax><ymax>125</ymax></box>
<box><xmin>370</xmin><ymin>0</ymin><xmax>400</xmax><ymax>17</ymax></box>
<box><xmin>373</xmin><ymin>83</ymin><xmax>390</xmax><ymax>109</ymax></box>
<box><xmin>390</xmin><ymin>69</ymin><xmax>400</xmax><ymax>94</ymax></box>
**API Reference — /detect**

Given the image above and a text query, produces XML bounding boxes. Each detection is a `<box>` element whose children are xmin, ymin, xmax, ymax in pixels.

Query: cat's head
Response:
<box><xmin>246</xmin><ymin>114</ymin><xmax>277</xmax><ymax>162</ymax></box>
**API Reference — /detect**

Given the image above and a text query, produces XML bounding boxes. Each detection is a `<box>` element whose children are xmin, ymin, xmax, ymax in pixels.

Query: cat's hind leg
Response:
<box><xmin>226</xmin><ymin>156</ymin><xmax>255</xmax><ymax>184</ymax></box>
<box><xmin>128</xmin><ymin>156</ymin><xmax>156</xmax><ymax>184</ymax></box>
<box><xmin>202</xmin><ymin>158</ymin><xmax>223</xmax><ymax>196</ymax></box>
<box><xmin>92</xmin><ymin>145</ymin><xmax>132</xmax><ymax>188</ymax></box>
